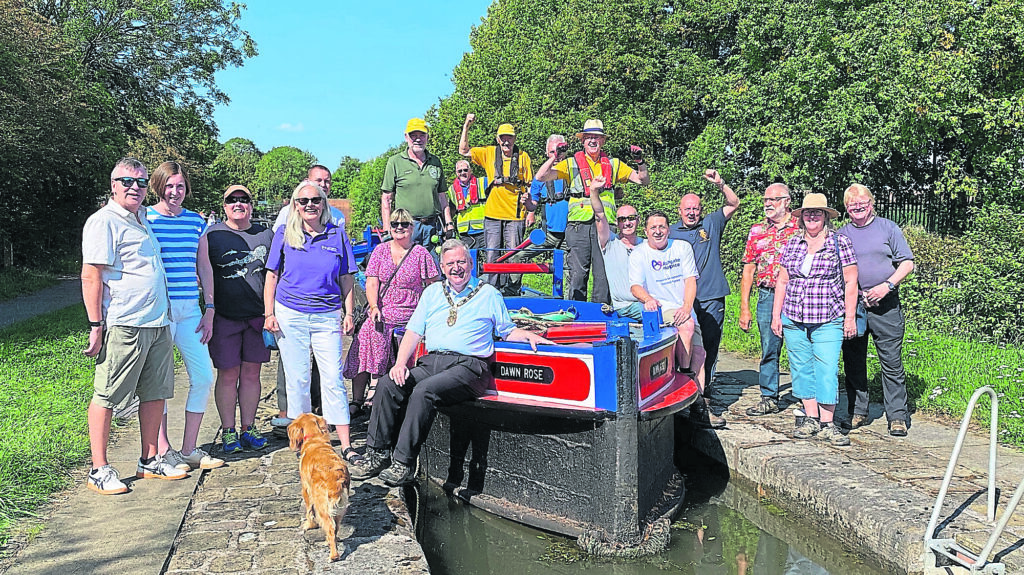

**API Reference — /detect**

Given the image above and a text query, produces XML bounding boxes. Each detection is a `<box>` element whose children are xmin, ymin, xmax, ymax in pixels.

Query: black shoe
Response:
<box><xmin>745</xmin><ymin>397</ymin><xmax>780</xmax><ymax>416</ymax></box>
<box><xmin>350</xmin><ymin>447</ymin><xmax>390</xmax><ymax>480</ymax></box>
<box><xmin>691</xmin><ymin>399</ymin><xmax>726</xmax><ymax>429</ymax></box>
<box><xmin>379</xmin><ymin>461</ymin><xmax>416</xmax><ymax>486</ymax></box>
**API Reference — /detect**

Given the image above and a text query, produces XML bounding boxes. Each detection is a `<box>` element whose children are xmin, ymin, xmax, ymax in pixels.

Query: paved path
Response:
<box><xmin>688</xmin><ymin>353</ymin><xmax>1024</xmax><ymax>575</ymax></box>
<box><xmin>0</xmin><ymin>279</ymin><xmax>82</xmax><ymax>330</ymax></box>
<box><xmin>4</xmin><ymin>354</ymin><xmax>429</xmax><ymax>575</ymax></box>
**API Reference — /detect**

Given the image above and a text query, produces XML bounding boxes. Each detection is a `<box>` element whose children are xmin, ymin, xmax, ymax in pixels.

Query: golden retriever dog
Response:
<box><xmin>287</xmin><ymin>413</ymin><xmax>351</xmax><ymax>561</ymax></box>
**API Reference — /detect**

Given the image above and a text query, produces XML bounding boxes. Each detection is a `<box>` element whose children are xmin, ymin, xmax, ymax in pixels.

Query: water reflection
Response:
<box><xmin>418</xmin><ymin>460</ymin><xmax>886</xmax><ymax>575</ymax></box>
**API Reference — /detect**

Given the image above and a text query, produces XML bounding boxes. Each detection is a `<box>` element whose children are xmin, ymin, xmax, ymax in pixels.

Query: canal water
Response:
<box><xmin>416</xmin><ymin>453</ymin><xmax>889</xmax><ymax>575</ymax></box>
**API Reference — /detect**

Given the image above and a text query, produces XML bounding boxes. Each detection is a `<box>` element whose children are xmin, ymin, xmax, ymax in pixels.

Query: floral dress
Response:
<box><xmin>343</xmin><ymin>242</ymin><xmax>439</xmax><ymax>378</ymax></box>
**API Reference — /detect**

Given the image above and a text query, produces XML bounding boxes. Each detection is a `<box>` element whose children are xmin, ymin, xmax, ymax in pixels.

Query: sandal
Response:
<box><xmin>342</xmin><ymin>447</ymin><xmax>364</xmax><ymax>465</ymax></box>
<box><xmin>364</xmin><ymin>383</ymin><xmax>377</xmax><ymax>408</ymax></box>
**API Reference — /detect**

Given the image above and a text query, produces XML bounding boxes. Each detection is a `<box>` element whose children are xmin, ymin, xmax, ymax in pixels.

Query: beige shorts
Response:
<box><xmin>92</xmin><ymin>325</ymin><xmax>174</xmax><ymax>409</ymax></box>
<box><xmin>662</xmin><ymin>307</ymin><xmax>703</xmax><ymax>348</ymax></box>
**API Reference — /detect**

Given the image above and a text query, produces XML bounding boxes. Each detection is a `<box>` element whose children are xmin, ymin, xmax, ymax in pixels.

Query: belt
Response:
<box><xmin>758</xmin><ymin>285</ymin><xmax>775</xmax><ymax>291</ymax></box>
<box><xmin>413</xmin><ymin>215</ymin><xmax>439</xmax><ymax>223</ymax></box>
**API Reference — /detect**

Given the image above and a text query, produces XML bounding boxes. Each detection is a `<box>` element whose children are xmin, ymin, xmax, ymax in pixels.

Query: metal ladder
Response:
<box><xmin>922</xmin><ymin>386</ymin><xmax>1024</xmax><ymax>574</ymax></box>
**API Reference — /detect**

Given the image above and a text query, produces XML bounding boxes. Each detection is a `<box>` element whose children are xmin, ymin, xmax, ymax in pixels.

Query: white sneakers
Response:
<box><xmin>163</xmin><ymin>448</ymin><xmax>225</xmax><ymax>471</ymax></box>
<box><xmin>136</xmin><ymin>455</ymin><xmax>188</xmax><ymax>480</ymax></box>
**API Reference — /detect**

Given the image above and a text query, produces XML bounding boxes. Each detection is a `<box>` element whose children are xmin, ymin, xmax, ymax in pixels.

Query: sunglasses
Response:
<box><xmin>616</xmin><ymin>215</ymin><xmax>638</xmax><ymax>223</ymax></box>
<box><xmin>390</xmin><ymin>221</ymin><xmax>413</xmax><ymax>229</ymax></box>
<box><xmin>225</xmin><ymin>195</ymin><xmax>251</xmax><ymax>204</ymax></box>
<box><xmin>295</xmin><ymin>197</ymin><xmax>323</xmax><ymax>206</ymax></box>
<box><xmin>456</xmin><ymin>169</ymin><xmax>470</xmax><ymax>174</ymax></box>
<box><xmin>113</xmin><ymin>177</ymin><xmax>149</xmax><ymax>188</ymax></box>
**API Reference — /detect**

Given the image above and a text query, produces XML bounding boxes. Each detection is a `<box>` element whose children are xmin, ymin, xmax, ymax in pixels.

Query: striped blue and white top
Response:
<box><xmin>145</xmin><ymin>206</ymin><xmax>206</xmax><ymax>301</ymax></box>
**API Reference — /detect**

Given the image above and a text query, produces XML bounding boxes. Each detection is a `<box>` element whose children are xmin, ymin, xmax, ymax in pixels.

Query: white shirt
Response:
<box><xmin>273</xmin><ymin>204</ymin><xmax>346</xmax><ymax>232</ymax></box>
<box><xmin>407</xmin><ymin>278</ymin><xmax>515</xmax><ymax>358</ymax></box>
<box><xmin>603</xmin><ymin>234</ymin><xmax>644</xmax><ymax>310</ymax></box>
<box><xmin>82</xmin><ymin>199</ymin><xmax>171</xmax><ymax>327</ymax></box>
<box><xmin>628</xmin><ymin>239</ymin><xmax>699</xmax><ymax>309</ymax></box>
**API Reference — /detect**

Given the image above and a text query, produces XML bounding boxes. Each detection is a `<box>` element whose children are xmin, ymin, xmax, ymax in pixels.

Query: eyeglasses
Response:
<box><xmin>763</xmin><ymin>197</ymin><xmax>788</xmax><ymax>204</ymax></box>
<box><xmin>112</xmin><ymin>177</ymin><xmax>149</xmax><ymax>188</ymax></box>
<box><xmin>456</xmin><ymin>169</ymin><xmax>470</xmax><ymax>174</ymax></box>
<box><xmin>225</xmin><ymin>195</ymin><xmax>251</xmax><ymax>204</ymax></box>
<box><xmin>802</xmin><ymin>209</ymin><xmax>825</xmax><ymax>217</ymax></box>
<box><xmin>847</xmin><ymin>201</ymin><xmax>872</xmax><ymax>209</ymax></box>
<box><xmin>616</xmin><ymin>215</ymin><xmax>638</xmax><ymax>223</ymax></box>
<box><xmin>390</xmin><ymin>221</ymin><xmax>412</xmax><ymax>229</ymax></box>
<box><xmin>295</xmin><ymin>197</ymin><xmax>323</xmax><ymax>206</ymax></box>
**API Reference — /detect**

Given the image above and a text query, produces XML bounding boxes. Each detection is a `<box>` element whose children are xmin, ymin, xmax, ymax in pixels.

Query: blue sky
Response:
<box><xmin>212</xmin><ymin>0</ymin><xmax>492</xmax><ymax>168</ymax></box>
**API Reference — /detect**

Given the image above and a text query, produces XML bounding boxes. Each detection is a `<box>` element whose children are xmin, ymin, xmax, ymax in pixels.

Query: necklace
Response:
<box><xmin>443</xmin><ymin>281</ymin><xmax>483</xmax><ymax>326</ymax></box>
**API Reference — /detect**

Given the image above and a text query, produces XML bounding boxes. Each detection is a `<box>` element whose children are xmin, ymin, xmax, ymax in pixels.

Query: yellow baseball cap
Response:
<box><xmin>496</xmin><ymin>123</ymin><xmax>516</xmax><ymax>137</ymax></box>
<box><xmin>405</xmin><ymin>118</ymin><xmax>428</xmax><ymax>134</ymax></box>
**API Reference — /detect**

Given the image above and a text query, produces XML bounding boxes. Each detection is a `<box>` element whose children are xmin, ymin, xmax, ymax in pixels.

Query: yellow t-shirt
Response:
<box><xmin>470</xmin><ymin>146</ymin><xmax>533</xmax><ymax>221</ymax></box>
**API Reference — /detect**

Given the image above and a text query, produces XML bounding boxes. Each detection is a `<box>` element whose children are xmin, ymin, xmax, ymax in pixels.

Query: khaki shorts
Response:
<box><xmin>662</xmin><ymin>307</ymin><xmax>703</xmax><ymax>348</ymax></box>
<box><xmin>92</xmin><ymin>325</ymin><xmax>174</xmax><ymax>409</ymax></box>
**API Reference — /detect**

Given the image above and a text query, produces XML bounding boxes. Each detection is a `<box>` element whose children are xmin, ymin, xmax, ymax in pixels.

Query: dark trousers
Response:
<box><xmin>514</xmin><ymin>229</ymin><xmax>566</xmax><ymax>262</ymax></box>
<box><xmin>276</xmin><ymin>351</ymin><xmax>322</xmax><ymax>414</ymax></box>
<box><xmin>565</xmin><ymin>220</ymin><xmax>610</xmax><ymax>304</ymax></box>
<box><xmin>842</xmin><ymin>292</ymin><xmax>909</xmax><ymax>423</ymax></box>
<box><xmin>366</xmin><ymin>353</ymin><xmax>488</xmax><ymax>466</ymax></box>
<box><xmin>412</xmin><ymin>216</ymin><xmax>441</xmax><ymax>266</ymax></box>
<box><xmin>695</xmin><ymin>297</ymin><xmax>726</xmax><ymax>390</ymax></box>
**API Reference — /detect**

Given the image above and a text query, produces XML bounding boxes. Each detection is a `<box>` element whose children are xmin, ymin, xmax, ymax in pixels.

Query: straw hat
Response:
<box><xmin>792</xmin><ymin>193</ymin><xmax>839</xmax><ymax>218</ymax></box>
<box><xmin>575</xmin><ymin>119</ymin><xmax>607</xmax><ymax>139</ymax></box>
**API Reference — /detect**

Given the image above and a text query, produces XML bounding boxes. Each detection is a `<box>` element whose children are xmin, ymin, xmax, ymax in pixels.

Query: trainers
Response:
<box><xmin>179</xmin><ymin>448</ymin><xmax>225</xmax><ymax>470</ymax></box>
<box><xmin>137</xmin><ymin>455</ymin><xmax>188</xmax><ymax>480</ymax></box>
<box><xmin>379</xmin><ymin>460</ymin><xmax>416</xmax><ymax>487</ymax></box>
<box><xmin>745</xmin><ymin>397</ymin><xmax>780</xmax><ymax>417</ymax></box>
<box><xmin>222</xmin><ymin>428</ymin><xmax>242</xmax><ymax>454</ymax></box>
<box><xmin>87</xmin><ymin>465</ymin><xmax>127</xmax><ymax>495</ymax></box>
<box><xmin>888</xmin><ymin>419</ymin><xmax>908</xmax><ymax>437</ymax></box>
<box><xmin>270</xmin><ymin>416</ymin><xmax>293</xmax><ymax>428</ymax></box>
<box><xmin>351</xmin><ymin>447</ymin><xmax>391</xmax><ymax>480</ymax></box>
<box><xmin>818</xmin><ymin>423</ymin><xmax>851</xmax><ymax>446</ymax></box>
<box><xmin>793</xmin><ymin>418</ymin><xmax>821</xmax><ymax>439</ymax></box>
<box><xmin>240</xmin><ymin>426</ymin><xmax>268</xmax><ymax>451</ymax></box>
<box><xmin>161</xmin><ymin>449</ymin><xmax>187</xmax><ymax>470</ymax></box>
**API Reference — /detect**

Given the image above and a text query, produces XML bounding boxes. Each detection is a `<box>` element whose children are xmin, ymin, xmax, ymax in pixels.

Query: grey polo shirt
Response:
<box><xmin>82</xmin><ymin>199</ymin><xmax>171</xmax><ymax>327</ymax></box>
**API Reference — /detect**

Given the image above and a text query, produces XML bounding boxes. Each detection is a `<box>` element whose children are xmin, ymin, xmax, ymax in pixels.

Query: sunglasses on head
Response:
<box><xmin>616</xmin><ymin>215</ymin><xmax>638</xmax><ymax>222</ymax></box>
<box><xmin>295</xmin><ymin>197</ymin><xmax>323</xmax><ymax>206</ymax></box>
<box><xmin>390</xmin><ymin>221</ymin><xmax>413</xmax><ymax>229</ymax></box>
<box><xmin>113</xmin><ymin>177</ymin><xmax>149</xmax><ymax>188</ymax></box>
<box><xmin>224</xmin><ymin>195</ymin><xmax>251</xmax><ymax>204</ymax></box>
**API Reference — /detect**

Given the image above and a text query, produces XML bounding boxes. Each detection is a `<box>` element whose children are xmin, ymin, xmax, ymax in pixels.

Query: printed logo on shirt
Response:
<box><xmin>651</xmin><ymin>258</ymin><xmax>681</xmax><ymax>272</ymax></box>
<box><xmin>699</xmin><ymin>229</ymin><xmax>709</xmax><ymax>242</ymax></box>
<box><xmin>320</xmin><ymin>245</ymin><xmax>339</xmax><ymax>253</ymax></box>
<box><xmin>428</xmin><ymin>166</ymin><xmax>440</xmax><ymax>179</ymax></box>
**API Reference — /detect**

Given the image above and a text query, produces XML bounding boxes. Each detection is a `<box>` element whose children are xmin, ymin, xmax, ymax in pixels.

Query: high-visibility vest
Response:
<box><xmin>566</xmin><ymin>153</ymin><xmax>619</xmax><ymax>223</ymax></box>
<box><xmin>447</xmin><ymin>176</ymin><xmax>489</xmax><ymax>234</ymax></box>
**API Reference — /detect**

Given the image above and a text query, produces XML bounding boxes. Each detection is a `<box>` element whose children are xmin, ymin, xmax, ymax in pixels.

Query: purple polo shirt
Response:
<box><xmin>266</xmin><ymin>223</ymin><xmax>357</xmax><ymax>314</ymax></box>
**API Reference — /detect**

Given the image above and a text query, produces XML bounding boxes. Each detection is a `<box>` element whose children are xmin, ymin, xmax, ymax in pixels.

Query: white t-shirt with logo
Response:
<box><xmin>628</xmin><ymin>239</ymin><xmax>700</xmax><ymax>309</ymax></box>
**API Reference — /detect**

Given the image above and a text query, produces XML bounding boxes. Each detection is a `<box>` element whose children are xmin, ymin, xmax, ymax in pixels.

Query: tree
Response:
<box><xmin>331</xmin><ymin>155</ymin><xmax>363</xmax><ymax>199</ymax></box>
<box><xmin>25</xmin><ymin>0</ymin><xmax>257</xmax><ymax>128</ymax></box>
<box><xmin>210</xmin><ymin>137</ymin><xmax>262</xmax><ymax>196</ymax></box>
<box><xmin>346</xmin><ymin>145</ymin><xmax>403</xmax><ymax>236</ymax></box>
<box><xmin>0</xmin><ymin>0</ymin><xmax>120</xmax><ymax>267</ymax></box>
<box><xmin>252</xmin><ymin>146</ymin><xmax>317</xmax><ymax>204</ymax></box>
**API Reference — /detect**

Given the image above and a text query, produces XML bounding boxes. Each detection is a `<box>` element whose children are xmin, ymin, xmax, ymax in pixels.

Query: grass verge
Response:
<box><xmin>0</xmin><ymin>305</ymin><xmax>94</xmax><ymax>545</ymax></box>
<box><xmin>0</xmin><ymin>268</ymin><xmax>58</xmax><ymax>302</ymax></box>
<box><xmin>718</xmin><ymin>292</ymin><xmax>1024</xmax><ymax>450</ymax></box>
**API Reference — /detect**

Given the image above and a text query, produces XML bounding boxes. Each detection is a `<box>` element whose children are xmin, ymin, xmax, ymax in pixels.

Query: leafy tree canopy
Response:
<box><xmin>210</xmin><ymin>136</ymin><xmax>262</xmax><ymax>198</ymax></box>
<box><xmin>252</xmin><ymin>146</ymin><xmax>317</xmax><ymax>204</ymax></box>
<box><xmin>332</xmin><ymin>155</ymin><xmax>363</xmax><ymax>199</ymax></box>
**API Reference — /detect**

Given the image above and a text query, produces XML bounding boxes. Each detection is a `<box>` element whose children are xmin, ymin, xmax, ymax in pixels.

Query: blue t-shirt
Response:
<box><xmin>145</xmin><ymin>207</ymin><xmax>206</xmax><ymax>301</ymax></box>
<box><xmin>530</xmin><ymin>180</ymin><xmax>568</xmax><ymax>234</ymax></box>
<box><xmin>266</xmin><ymin>223</ymin><xmax>357</xmax><ymax>314</ymax></box>
<box><xmin>407</xmin><ymin>277</ymin><xmax>515</xmax><ymax>358</ymax></box>
<box><xmin>668</xmin><ymin>207</ymin><xmax>731</xmax><ymax>300</ymax></box>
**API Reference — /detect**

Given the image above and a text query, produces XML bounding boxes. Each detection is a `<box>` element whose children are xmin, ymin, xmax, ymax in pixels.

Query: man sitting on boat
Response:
<box><xmin>351</xmin><ymin>238</ymin><xmax>553</xmax><ymax>486</ymax></box>
<box><xmin>587</xmin><ymin>176</ymin><xmax>644</xmax><ymax>320</ymax></box>
<box><xmin>628</xmin><ymin>211</ymin><xmax>726</xmax><ymax>429</ymax></box>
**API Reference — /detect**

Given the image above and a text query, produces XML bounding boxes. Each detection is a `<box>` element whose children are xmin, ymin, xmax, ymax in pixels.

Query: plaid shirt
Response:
<box><xmin>778</xmin><ymin>232</ymin><xmax>857</xmax><ymax>324</ymax></box>
<box><xmin>742</xmin><ymin>217</ymin><xmax>801</xmax><ymax>289</ymax></box>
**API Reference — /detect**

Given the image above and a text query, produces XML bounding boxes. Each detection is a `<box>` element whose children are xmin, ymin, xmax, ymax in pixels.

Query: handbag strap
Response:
<box><xmin>377</xmin><ymin>244</ymin><xmax>416</xmax><ymax>304</ymax></box>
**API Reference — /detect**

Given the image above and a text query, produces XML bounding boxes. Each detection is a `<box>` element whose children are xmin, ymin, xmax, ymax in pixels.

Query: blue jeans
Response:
<box><xmin>755</xmin><ymin>289</ymin><xmax>784</xmax><ymax>398</ymax></box>
<box><xmin>782</xmin><ymin>315</ymin><xmax>843</xmax><ymax>406</ymax></box>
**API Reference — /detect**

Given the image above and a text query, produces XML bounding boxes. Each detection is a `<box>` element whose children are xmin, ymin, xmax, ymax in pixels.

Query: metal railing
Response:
<box><xmin>921</xmin><ymin>386</ymin><xmax>1024</xmax><ymax>574</ymax></box>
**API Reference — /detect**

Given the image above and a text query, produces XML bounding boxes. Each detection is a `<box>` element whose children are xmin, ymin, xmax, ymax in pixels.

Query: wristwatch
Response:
<box><xmin>88</xmin><ymin>320</ymin><xmax>104</xmax><ymax>328</ymax></box>
<box><xmin>885</xmin><ymin>281</ymin><xmax>896</xmax><ymax>291</ymax></box>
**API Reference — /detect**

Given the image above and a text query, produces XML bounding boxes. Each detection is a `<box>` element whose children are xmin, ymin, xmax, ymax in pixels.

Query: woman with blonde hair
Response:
<box><xmin>264</xmin><ymin>181</ymin><xmax>361</xmax><ymax>462</ymax></box>
<box><xmin>771</xmin><ymin>193</ymin><xmax>859</xmax><ymax>446</ymax></box>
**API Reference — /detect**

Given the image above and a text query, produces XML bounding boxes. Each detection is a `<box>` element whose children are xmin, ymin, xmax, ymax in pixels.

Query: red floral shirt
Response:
<box><xmin>742</xmin><ymin>217</ymin><xmax>801</xmax><ymax>288</ymax></box>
